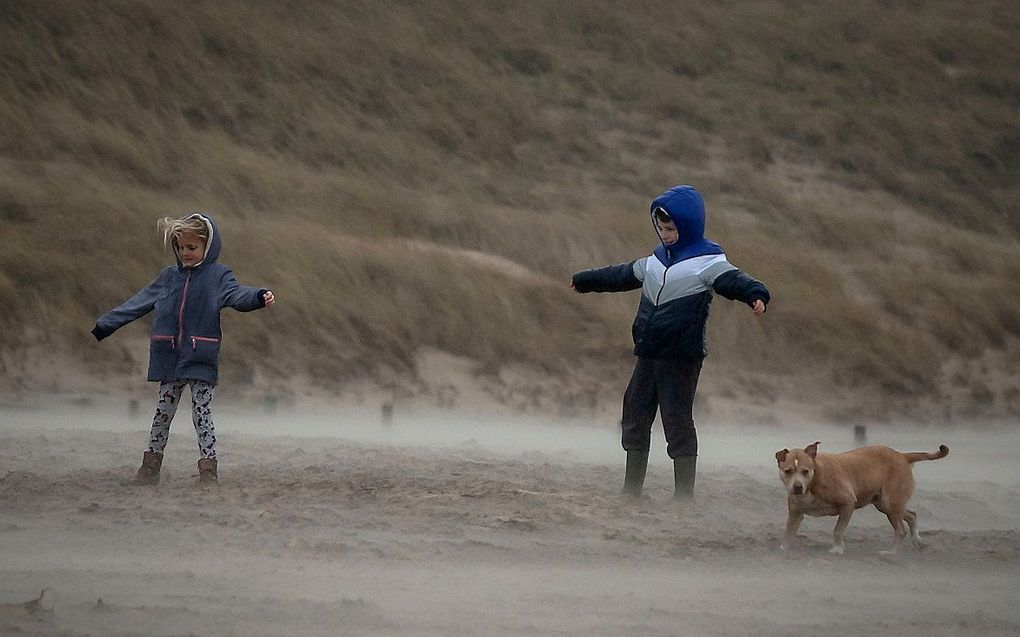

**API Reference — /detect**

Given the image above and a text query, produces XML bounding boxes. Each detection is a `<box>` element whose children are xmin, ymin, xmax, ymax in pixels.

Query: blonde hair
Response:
<box><xmin>157</xmin><ymin>215</ymin><xmax>209</xmax><ymax>250</ymax></box>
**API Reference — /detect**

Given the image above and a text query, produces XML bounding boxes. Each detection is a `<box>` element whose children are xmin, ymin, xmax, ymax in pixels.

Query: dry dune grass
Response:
<box><xmin>1</xmin><ymin>1</ymin><xmax>1019</xmax><ymax>421</ymax></box>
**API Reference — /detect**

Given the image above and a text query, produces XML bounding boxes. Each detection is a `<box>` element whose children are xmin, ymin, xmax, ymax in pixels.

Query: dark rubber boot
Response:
<box><xmin>198</xmin><ymin>458</ymin><xmax>218</xmax><ymax>484</ymax></box>
<box><xmin>674</xmin><ymin>456</ymin><xmax>696</xmax><ymax>499</ymax></box>
<box><xmin>135</xmin><ymin>451</ymin><xmax>163</xmax><ymax>485</ymax></box>
<box><xmin>621</xmin><ymin>450</ymin><xmax>649</xmax><ymax>497</ymax></box>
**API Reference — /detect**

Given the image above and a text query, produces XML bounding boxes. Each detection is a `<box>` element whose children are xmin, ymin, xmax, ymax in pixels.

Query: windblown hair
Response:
<box><xmin>652</xmin><ymin>206</ymin><xmax>672</xmax><ymax>224</ymax></box>
<box><xmin>157</xmin><ymin>215</ymin><xmax>209</xmax><ymax>250</ymax></box>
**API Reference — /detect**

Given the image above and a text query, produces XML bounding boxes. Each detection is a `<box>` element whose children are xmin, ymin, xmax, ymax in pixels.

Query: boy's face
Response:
<box><xmin>655</xmin><ymin>218</ymin><xmax>678</xmax><ymax>245</ymax></box>
<box><xmin>175</xmin><ymin>230</ymin><xmax>207</xmax><ymax>267</ymax></box>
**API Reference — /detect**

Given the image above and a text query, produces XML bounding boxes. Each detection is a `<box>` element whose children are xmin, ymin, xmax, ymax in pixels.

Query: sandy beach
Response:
<box><xmin>2</xmin><ymin>400</ymin><xmax>1019</xmax><ymax>636</ymax></box>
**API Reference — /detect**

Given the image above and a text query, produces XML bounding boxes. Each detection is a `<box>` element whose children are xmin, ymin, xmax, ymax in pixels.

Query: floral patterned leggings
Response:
<box><xmin>147</xmin><ymin>380</ymin><xmax>217</xmax><ymax>459</ymax></box>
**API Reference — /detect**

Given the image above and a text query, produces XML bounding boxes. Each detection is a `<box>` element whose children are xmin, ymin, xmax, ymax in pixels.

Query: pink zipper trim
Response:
<box><xmin>177</xmin><ymin>271</ymin><xmax>191</xmax><ymax>348</ymax></box>
<box><xmin>151</xmin><ymin>335</ymin><xmax>175</xmax><ymax>349</ymax></box>
<box><xmin>191</xmin><ymin>336</ymin><xmax>220</xmax><ymax>350</ymax></box>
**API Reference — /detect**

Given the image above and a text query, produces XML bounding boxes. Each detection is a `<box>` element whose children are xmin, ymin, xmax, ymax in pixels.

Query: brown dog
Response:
<box><xmin>775</xmin><ymin>441</ymin><xmax>949</xmax><ymax>554</ymax></box>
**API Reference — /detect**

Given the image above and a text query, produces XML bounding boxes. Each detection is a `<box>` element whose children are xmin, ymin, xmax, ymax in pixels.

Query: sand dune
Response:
<box><xmin>1</xmin><ymin>404</ymin><xmax>1019</xmax><ymax>636</ymax></box>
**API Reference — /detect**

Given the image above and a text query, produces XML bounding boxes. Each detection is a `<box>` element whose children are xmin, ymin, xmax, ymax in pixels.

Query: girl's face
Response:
<box><xmin>176</xmin><ymin>230</ymin><xmax>207</xmax><ymax>267</ymax></box>
<box><xmin>655</xmin><ymin>219</ymin><xmax>678</xmax><ymax>245</ymax></box>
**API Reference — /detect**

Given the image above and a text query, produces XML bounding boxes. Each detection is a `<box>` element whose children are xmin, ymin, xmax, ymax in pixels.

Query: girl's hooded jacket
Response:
<box><xmin>572</xmin><ymin>186</ymin><xmax>770</xmax><ymax>360</ymax></box>
<box><xmin>92</xmin><ymin>213</ymin><xmax>267</xmax><ymax>385</ymax></box>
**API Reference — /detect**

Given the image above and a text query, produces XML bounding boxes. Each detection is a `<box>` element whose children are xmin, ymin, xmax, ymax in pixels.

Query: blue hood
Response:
<box><xmin>649</xmin><ymin>185</ymin><xmax>724</xmax><ymax>266</ymax></box>
<box><xmin>174</xmin><ymin>212</ymin><xmax>221</xmax><ymax>269</ymax></box>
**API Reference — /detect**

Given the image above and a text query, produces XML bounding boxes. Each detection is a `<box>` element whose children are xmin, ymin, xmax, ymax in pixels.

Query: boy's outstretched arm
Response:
<box><xmin>572</xmin><ymin>260</ymin><xmax>643</xmax><ymax>294</ymax></box>
<box><xmin>712</xmin><ymin>269</ymin><xmax>770</xmax><ymax>314</ymax></box>
<box><xmin>92</xmin><ymin>273</ymin><xmax>166</xmax><ymax>341</ymax></box>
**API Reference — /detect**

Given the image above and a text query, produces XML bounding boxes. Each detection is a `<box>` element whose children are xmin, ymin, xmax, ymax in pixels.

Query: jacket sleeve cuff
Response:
<box><xmin>571</xmin><ymin>271</ymin><xmax>592</xmax><ymax>293</ymax></box>
<box><xmin>255</xmin><ymin>289</ymin><xmax>268</xmax><ymax>309</ymax></box>
<box><xmin>91</xmin><ymin>324</ymin><xmax>112</xmax><ymax>341</ymax></box>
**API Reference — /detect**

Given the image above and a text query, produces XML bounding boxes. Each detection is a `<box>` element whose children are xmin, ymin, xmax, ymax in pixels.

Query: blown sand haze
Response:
<box><xmin>1</xmin><ymin>403</ymin><xmax>1019</xmax><ymax>635</ymax></box>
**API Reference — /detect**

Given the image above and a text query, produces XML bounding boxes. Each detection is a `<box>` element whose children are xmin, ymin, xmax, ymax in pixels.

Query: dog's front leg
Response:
<box><xmin>830</xmin><ymin>506</ymin><xmax>854</xmax><ymax>554</ymax></box>
<box><xmin>780</xmin><ymin>512</ymin><xmax>803</xmax><ymax>551</ymax></box>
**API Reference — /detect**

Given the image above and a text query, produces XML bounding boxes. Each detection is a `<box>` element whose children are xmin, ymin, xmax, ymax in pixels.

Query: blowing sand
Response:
<box><xmin>1</xmin><ymin>401</ymin><xmax>1019</xmax><ymax>636</ymax></box>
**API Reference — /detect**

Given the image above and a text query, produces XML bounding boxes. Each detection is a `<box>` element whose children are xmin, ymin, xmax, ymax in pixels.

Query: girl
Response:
<box><xmin>92</xmin><ymin>212</ymin><xmax>275</xmax><ymax>485</ymax></box>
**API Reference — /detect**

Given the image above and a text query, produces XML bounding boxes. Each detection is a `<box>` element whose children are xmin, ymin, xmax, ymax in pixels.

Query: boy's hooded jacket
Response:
<box><xmin>572</xmin><ymin>186</ymin><xmax>770</xmax><ymax>359</ymax></box>
<box><xmin>92</xmin><ymin>213</ymin><xmax>267</xmax><ymax>385</ymax></box>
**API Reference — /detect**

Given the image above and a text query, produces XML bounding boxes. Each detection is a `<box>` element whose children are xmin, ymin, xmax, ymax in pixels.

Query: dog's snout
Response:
<box><xmin>791</xmin><ymin>484</ymin><xmax>804</xmax><ymax>495</ymax></box>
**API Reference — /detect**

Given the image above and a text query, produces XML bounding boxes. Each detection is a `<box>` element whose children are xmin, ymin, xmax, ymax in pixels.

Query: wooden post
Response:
<box><xmin>854</xmin><ymin>425</ymin><xmax>867</xmax><ymax>446</ymax></box>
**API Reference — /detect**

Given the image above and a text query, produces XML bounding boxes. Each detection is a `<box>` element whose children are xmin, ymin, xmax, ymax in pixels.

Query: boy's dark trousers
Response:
<box><xmin>620</xmin><ymin>357</ymin><xmax>703</xmax><ymax>497</ymax></box>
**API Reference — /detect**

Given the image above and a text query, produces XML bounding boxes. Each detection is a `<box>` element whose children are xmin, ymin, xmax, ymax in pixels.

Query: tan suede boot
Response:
<box><xmin>135</xmin><ymin>451</ymin><xmax>163</xmax><ymax>485</ymax></box>
<box><xmin>197</xmin><ymin>458</ymin><xmax>218</xmax><ymax>484</ymax></box>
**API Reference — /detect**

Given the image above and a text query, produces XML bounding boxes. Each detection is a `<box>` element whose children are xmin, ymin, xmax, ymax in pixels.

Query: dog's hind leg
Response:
<box><xmin>876</xmin><ymin>505</ymin><xmax>908</xmax><ymax>554</ymax></box>
<box><xmin>903</xmin><ymin>509</ymin><xmax>925</xmax><ymax>548</ymax></box>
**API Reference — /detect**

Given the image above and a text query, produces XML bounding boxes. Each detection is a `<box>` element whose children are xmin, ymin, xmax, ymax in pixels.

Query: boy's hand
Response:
<box><xmin>263</xmin><ymin>291</ymin><xmax>276</xmax><ymax>307</ymax></box>
<box><xmin>751</xmin><ymin>299</ymin><xmax>765</xmax><ymax>316</ymax></box>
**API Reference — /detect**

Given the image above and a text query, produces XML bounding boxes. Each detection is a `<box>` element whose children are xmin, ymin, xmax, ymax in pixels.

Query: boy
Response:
<box><xmin>571</xmin><ymin>185</ymin><xmax>769</xmax><ymax>498</ymax></box>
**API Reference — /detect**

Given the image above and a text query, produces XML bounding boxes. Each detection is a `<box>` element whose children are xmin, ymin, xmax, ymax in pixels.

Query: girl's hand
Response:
<box><xmin>751</xmin><ymin>299</ymin><xmax>765</xmax><ymax>316</ymax></box>
<box><xmin>263</xmin><ymin>291</ymin><xmax>276</xmax><ymax>308</ymax></box>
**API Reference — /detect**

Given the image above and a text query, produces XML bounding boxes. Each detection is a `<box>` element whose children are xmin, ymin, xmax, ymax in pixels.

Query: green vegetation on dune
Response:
<box><xmin>1</xmin><ymin>1</ymin><xmax>1018</xmax><ymax>421</ymax></box>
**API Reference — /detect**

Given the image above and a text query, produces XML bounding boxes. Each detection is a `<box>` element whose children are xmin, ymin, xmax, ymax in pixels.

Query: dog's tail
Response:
<box><xmin>904</xmin><ymin>445</ymin><xmax>949</xmax><ymax>463</ymax></box>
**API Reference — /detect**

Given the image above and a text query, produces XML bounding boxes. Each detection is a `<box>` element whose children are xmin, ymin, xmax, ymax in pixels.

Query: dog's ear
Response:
<box><xmin>805</xmin><ymin>441</ymin><xmax>821</xmax><ymax>458</ymax></box>
<box><xmin>775</xmin><ymin>449</ymin><xmax>789</xmax><ymax>464</ymax></box>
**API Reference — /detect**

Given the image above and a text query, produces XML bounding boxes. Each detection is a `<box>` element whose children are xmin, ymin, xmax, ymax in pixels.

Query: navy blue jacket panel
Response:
<box><xmin>572</xmin><ymin>185</ymin><xmax>769</xmax><ymax>359</ymax></box>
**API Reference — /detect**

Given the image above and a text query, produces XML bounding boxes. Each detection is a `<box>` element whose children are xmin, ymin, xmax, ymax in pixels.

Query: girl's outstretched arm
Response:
<box><xmin>219</xmin><ymin>269</ymin><xmax>271</xmax><ymax>312</ymax></box>
<box><xmin>92</xmin><ymin>271</ymin><xmax>167</xmax><ymax>341</ymax></box>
